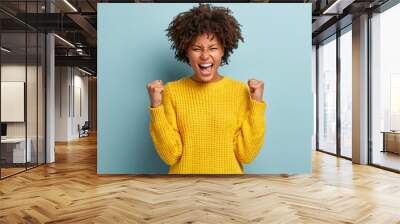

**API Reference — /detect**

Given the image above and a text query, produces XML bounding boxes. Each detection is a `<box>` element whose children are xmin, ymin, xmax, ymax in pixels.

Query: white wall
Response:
<box><xmin>1</xmin><ymin>64</ymin><xmax>46</xmax><ymax>164</ymax></box>
<box><xmin>55</xmin><ymin>66</ymin><xmax>69</xmax><ymax>141</ymax></box>
<box><xmin>1</xmin><ymin>65</ymin><xmax>41</xmax><ymax>138</ymax></box>
<box><xmin>70</xmin><ymin>72</ymin><xmax>89</xmax><ymax>138</ymax></box>
<box><xmin>1</xmin><ymin>65</ymin><xmax>26</xmax><ymax>135</ymax></box>
<box><xmin>55</xmin><ymin>67</ymin><xmax>89</xmax><ymax>141</ymax></box>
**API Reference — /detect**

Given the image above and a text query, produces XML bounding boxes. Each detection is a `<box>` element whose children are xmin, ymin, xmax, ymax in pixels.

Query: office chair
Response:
<box><xmin>79</xmin><ymin>121</ymin><xmax>90</xmax><ymax>138</ymax></box>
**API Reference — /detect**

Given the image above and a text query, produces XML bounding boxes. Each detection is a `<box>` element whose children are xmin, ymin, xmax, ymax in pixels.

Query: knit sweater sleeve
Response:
<box><xmin>233</xmin><ymin>85</ymin><xmax>267</xmax><ymax>164</ymax></box>
<box><xmin>149</xmin><ymin>83</ymin><xmax>183</xmax><ymax>166</ymax></box>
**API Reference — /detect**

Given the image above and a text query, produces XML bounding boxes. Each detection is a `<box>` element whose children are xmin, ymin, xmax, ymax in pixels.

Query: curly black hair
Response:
<box><xmin>166</xmin><ymin>4</ymin><xmax>244</xmax><ymax>66</ymax></box>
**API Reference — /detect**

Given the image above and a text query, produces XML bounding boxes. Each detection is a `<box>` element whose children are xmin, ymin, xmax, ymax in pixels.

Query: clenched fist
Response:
<box><xmin>248</xmin><ymin>79</ymin><xmax>264</xmax><ymax>102</ymax></box>
<box><xmin>147</xmin><ymin>80</ymin><xmax>164</xmax><ymax>108</ymax></box>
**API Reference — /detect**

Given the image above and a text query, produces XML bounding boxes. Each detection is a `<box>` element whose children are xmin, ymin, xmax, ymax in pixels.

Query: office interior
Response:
<box><xmin>0</xmin><ymin>0</ymin><xmax>400</xmax><ymax>222</ymax></box>
<box><xmin>0</xmin><ymin>0</ymin><xmax>97</xmax><ymax>179</ymax></box>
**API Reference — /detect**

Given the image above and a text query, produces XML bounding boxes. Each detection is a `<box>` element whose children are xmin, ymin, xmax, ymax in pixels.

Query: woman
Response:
<box><xmin>146</xmin><ymin>4</ymin><xmax>266</xmax><ymax>174</ymax></box>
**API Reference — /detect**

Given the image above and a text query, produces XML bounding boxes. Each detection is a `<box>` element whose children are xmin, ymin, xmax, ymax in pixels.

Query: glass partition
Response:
<box><xmin>317</xmin><ymin>35</ymin><xmax>337</xmax><ymax>154</ymax></box>
<box><xmin>0</xmin><ymin>1</ymin><xmax>46</xmax><ymax>179</ymax></box>
<box><xmin>38</xmin><ymin>32</ymin><xmax>45</xmax><ymax>165</ymax></box>
<box><xmin>371</xmin><ymin>4</ymin><xmax>400</xmax><ymax>171</ymax></box>
<box><xmin>1</xmin><ymin>31</ymin><xmax>28</xmax><ymax>177</ymax></box>
<box><xmin>27</xmin><ymin>31</ymin><xmax>38</xmax><ymax>169</ymax></box>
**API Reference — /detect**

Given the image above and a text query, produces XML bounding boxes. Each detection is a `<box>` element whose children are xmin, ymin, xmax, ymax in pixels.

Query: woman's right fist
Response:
<box><xmin>147</xmin><ymin>80</ymin><xmax>164</xmax><ymax>108</ymax></box>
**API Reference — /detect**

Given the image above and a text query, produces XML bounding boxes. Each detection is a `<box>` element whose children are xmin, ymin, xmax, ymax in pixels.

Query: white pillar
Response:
<box><xmin>352</xmin><ymin>14</ymin><xmax>369</xmax><ymax>164</ymax></box>
<box><xmin>46</xmin><ymin>1</ymin><xmax>55</xmax><ymax>163</ymax></box>
<box><xmin>46</xmin><ymin>33</ymin><xmax>55</xmax><ymax>163</ymax></box>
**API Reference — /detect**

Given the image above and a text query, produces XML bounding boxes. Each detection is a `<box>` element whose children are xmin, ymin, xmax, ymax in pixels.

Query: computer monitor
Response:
<box><xmin>1</xmin><ymin>123</ymin><xmax>7</xmax><ymax>137</ymax></box>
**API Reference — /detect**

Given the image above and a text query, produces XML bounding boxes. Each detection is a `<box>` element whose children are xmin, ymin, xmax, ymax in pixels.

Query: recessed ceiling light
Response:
<box><xmin>78</xmin><ymin>67</ymin><xmax>93</xmax><ymax>76</ymax></box>
<box><xmin>322</xmin><ymin>0</ymin><xmax>354</xmax><ymax>15</ymax></box>
<box><xmin>1</xmin><ymin>47</ymin><xmax>11</xmax><ymax>53</ymax></box>
<box><xmin>63</xmin><ymin>0</ymin><xmax>78</xmax><ymax>12</ymax></box>
<box><xmin>54</xmin><ymin>34</ymin><xmax>75</xmax><ymax>48</ymax></box>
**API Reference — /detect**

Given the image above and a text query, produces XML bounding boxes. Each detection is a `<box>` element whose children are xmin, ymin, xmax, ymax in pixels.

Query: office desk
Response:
<box><xmin>1</xmin><ymin>138</ymin><xmax>32</xmax><ymax>163</ymax></box>
<box><xmin>381</xmin><ymin>131</ymin><xmax>400</xmax><ymax>154</ymax></box>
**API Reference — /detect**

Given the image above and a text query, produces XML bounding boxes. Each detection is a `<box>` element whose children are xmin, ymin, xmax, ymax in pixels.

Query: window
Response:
<box><xmin>371</xmin><ymin>3</ymin><xmax>400</xmax><ymax>171</ymax></box>
<box><xmin>339</xmin><ymin>28</ymin><xmax>352</xmax><ymax>158</ymax></box>
<box><xmin>317</xmin><ymin>36</ymin><xmax>337</xmax><ymax>154</ymax></box>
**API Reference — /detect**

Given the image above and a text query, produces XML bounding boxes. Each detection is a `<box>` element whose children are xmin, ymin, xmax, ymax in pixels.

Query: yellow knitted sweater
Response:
<box><xmin>149</xmin><ymin>76</ymin><xmax>266</xmax><ymax>174</ymax></box>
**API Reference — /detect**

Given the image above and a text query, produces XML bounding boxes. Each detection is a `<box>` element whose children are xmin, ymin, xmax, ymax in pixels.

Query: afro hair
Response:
<box><xmin>166</xmin><ymin>4</ymin><xmax>244</xmax><ymax>66</ymax></box>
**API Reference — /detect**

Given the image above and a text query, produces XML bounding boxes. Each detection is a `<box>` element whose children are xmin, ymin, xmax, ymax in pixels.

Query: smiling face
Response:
<box><xmin>187</xmin><ymin>33</ymin><xmax>225</xmax><ymax>83</ymax></box>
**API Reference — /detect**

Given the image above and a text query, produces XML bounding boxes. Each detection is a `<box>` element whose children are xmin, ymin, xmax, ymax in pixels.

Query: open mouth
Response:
<box><xmin>198</xmin><ymin>63</ymin><xmax>213</xmax><ymax>75</ymax></box>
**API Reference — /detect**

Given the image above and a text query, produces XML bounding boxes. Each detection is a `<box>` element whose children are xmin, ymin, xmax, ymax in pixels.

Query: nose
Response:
<box><xmin>200</xmin><ymin>50</ymin><xmax>210</xmax><ymax>60</ymax></box>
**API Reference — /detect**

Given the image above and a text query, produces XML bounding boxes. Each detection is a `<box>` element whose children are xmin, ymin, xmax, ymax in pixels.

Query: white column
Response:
<box><xmin>45</xmin><ymin>0</ymin><xmax>55</xmax><ymax>163</ymax></box>
<box><xmin>46</xmin><ymin>33</ymin><xmax>55</xmax><ymax>163</ymax></box>
<box><xmin>352</xmin><ymin>14</ymin><xmax>369</xmax><ymax>164</ymax></box>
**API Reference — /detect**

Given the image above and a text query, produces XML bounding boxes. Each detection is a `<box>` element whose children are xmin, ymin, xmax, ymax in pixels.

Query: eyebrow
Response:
<box><xmin>192</xmin><ymin>44</ymin><xmax>218</xmax><ymax>48</ymax></box>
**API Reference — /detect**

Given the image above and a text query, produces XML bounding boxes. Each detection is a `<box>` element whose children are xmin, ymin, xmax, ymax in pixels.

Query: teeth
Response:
<box><xmin>199</xmin><ymin>63</ymin><xmax>212</xmax><ymax>68</ymax></box>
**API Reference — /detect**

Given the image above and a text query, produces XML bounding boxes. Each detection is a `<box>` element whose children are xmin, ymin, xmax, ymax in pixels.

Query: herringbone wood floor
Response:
<box><xmin>1</xmin><ymin>134</ymin><xmax>400</xmax><ymax>224</ymax></box>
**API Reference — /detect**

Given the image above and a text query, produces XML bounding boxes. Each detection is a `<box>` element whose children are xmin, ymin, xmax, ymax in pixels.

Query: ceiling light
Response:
<box><xmin>54</xmin><ymin>34</ymin><xmax>75</xmax><ymax>48</ymax></box>
<box><xmin>78</xmin><ymin>67</ymin><xmax>93</xmax><ymax>76</ymax></box>
<box><xmin>322</xmin><ymin>0</ymin><xmax>354</xmax><ymax>15</ymax></box>
<box><xmin>1</xmin><ymin>47</ymin><xmax>11</xmax><ymax>53</ymax></box>
<box><xmin>63</xmin><ymin>0</ymin><xmax>78</xmax><ymax>12</ymax></box>
<box><xmin>323</xmin><ymin>1</ymin><xmax>341</xmax><ymax>14</ymax></box>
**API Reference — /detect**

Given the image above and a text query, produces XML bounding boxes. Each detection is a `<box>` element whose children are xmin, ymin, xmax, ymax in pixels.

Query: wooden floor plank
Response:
<box><xmin>0</xmin><ymin>134</ymin><xmax>400</xmax><ymax>223</ymax></box>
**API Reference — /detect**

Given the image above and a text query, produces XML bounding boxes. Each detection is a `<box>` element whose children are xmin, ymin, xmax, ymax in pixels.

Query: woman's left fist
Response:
<box><xmin>248</xmin><ymin>79</ymin><xmax>264</xmax><ymax>102</ymax></box>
